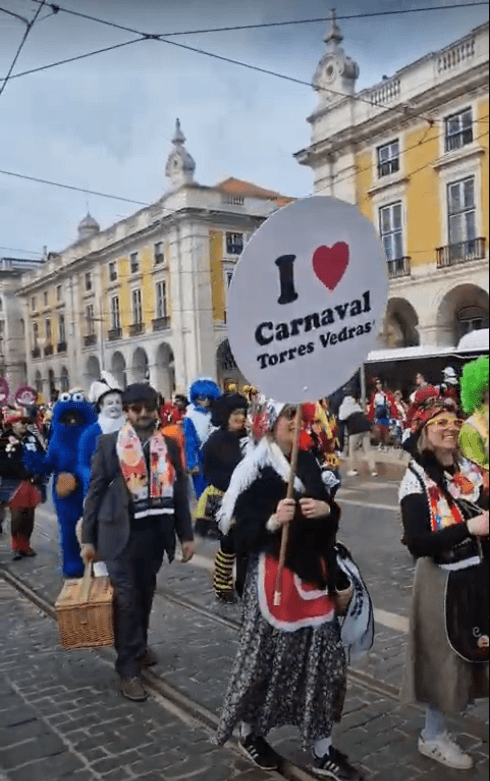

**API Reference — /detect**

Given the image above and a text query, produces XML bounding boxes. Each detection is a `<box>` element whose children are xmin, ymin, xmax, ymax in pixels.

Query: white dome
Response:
<box><xmin>78</xmin><ymin>212</ymin><xmax>100</xmax><ymax>240</ymax></box>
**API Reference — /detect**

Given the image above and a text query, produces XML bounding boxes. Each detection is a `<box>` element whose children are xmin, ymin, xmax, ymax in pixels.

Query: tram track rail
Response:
<box><xmin>1</xmin><ymin>562</ymin><xmax>488</xmax><ymax>775</ymax></box>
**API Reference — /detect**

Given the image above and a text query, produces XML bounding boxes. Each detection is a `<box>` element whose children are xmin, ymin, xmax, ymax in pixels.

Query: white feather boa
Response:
<box><xmin>218</xmin><ymin>437</ymin><xmax>305</xmax><ymax>535</ymax></box>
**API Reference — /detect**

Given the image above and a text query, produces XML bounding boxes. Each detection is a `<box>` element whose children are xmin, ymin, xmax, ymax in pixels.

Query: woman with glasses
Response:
<box><xmin>215</xmin><ymin>401</ymin><xmax>366</xmax><ymax>781</ymax></box>
<box><xmin>399</xmin><ymin>386</ymin><xmax>489</xmax><ymax>771</ymax></box>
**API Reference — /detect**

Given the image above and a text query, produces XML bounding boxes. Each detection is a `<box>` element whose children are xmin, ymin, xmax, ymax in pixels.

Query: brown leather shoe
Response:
<box><xmin>139</xmin><ymin>648</ymin><xmax>158</xmax><ymax>667</ymax></box>
<box><xmin>118</xmin><ymin>676</ymin><xmax>148</xmax><ymax>702</ymax></box>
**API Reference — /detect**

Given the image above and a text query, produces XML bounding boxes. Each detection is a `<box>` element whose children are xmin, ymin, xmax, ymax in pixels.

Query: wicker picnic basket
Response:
<box><xmin>55</xmin><ymin>563</ymin><xmax>114</xmax><ymax>650</ymax></box>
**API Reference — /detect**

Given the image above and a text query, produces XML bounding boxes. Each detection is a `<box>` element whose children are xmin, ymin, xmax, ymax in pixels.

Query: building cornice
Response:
<box><xmin>295</xmin><ymin>63</ymin><xmax>488</xmax><ymax>165</ymax></box>
<box><xmin>432</xmin><ymin>143</ymin><xmax>485</xmax><ymax>172</ymax></box>
<box><xmin>17</xmin><ymin>206</ymin><xmax>268</xmax><ymax>297</ymax></box>
<box><xmin>368</xmin><ymin>175</ymin><xmax>411</xmax><ymax>199</ymax></box>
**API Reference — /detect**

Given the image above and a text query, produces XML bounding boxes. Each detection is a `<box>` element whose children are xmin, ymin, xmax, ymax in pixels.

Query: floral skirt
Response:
<box><xmin>216</xmin><ymin>556</ymin><xmax>347</xmax><ymax>748</ymax></box>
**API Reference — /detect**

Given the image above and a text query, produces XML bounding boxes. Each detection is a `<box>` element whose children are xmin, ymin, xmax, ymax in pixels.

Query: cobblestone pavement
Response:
<box><xmin>0</xmin><ymin>579</ymin><xmax>276</xmax><ymax>781</ymax></box>
<box><xmin>0</xmin><ymin>480</ymin><xmax>488</xmax><ymax>781</ymax></box>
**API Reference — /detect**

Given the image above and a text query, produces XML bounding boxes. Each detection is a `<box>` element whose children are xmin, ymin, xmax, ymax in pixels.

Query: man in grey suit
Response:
<box><xmin>81</xmin><ymin>383</ymin><xmax>194</xmax><ymax>702</ymax></box>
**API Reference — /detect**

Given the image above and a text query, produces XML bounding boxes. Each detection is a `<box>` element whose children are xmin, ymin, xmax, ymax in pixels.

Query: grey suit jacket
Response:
<box><xmin>81</xmin><ymin>431</ymin><xmax>193</xmax><ymax>562</ymax></box>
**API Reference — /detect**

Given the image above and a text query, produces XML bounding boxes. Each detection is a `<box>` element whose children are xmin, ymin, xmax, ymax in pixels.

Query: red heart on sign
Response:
<box><xmin>312</xmin><ymin>242</ymin><xmax>349</xmax><ymax>291</ymax></box>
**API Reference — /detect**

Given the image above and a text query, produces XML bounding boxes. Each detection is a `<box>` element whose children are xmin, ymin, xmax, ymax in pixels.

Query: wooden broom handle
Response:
<box><xmin>274</xmin><ymin>404</ymin><xmax>303</xmax><ymax>606</ymax></box>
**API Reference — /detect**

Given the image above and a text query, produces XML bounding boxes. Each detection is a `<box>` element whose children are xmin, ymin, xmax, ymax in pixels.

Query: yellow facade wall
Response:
<box><xmin>118</xmin><ymin>257</ymin><xmax>130</xmax><ymax>330</ymax></box>
<box><xmin>355</xmin><ymin>150</ymin><xmax>374</xmax><ymax>223</ymax></box>
<box><xmin>404</xmin><ymin>124</ymin><xmax>441</xmax><ymax>268</ymax></box>
<box><xmin>140</xmin><ymin>246</ymin><xmax>153</xmax><ymax>327</ymax></box>
<box><xmin>209</xmin><ymin>230</ymin><xmax>225</xmax><ymax>321</ymax></box>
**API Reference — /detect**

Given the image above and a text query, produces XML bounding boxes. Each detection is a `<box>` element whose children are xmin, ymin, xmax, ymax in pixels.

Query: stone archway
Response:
<box><xmin>86</xmin><ymin>355</ymin><xmax>100</xmax><ymax>384</ymax></box>
<box><xmin>60</xmin><ymin>367</ymin><xmax>70</xmax><ymax>393</ymax></box>
<box><xmin>437</xmin><ymin>284</ymin><xmax>489</xmax><ymax>346</ymax></box>
<box><xmin>111</xmin><ymin>351</ymin><xmax>127</xmax><ymax>390</ymax></box>
<box><xmin>131</xmin><ymin>347</ymin><xmax>149</xmax><ymax>383</ymax></box>
<box><xmin>381</xmin><ymin>298</ymin><xmax>420</xmax><ymax>348</ymax></box>
<box><xmin>216</xmin><ymin>339</ymin><xmax>246</xmax><ymax>389</ymax></box>
<box><xmin>155</xmin><ymin>343</ymin><xmax>175</xmax><ymax>400</ymax></box>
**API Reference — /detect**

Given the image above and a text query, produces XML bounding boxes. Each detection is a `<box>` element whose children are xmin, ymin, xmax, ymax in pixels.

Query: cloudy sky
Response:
<box><xmin>0</xmin><ymin>0</ymin><xmax>488</xmax><ymax>257</ymax></box>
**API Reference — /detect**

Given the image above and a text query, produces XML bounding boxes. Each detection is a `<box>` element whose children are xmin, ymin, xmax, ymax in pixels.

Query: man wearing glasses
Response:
<box><xmin>81</xmin><ymin>384</ymin><xmax>194</xmax><ymax>702</ymax></box>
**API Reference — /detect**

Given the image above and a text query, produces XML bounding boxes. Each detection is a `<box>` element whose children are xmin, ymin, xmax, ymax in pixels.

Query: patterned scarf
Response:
<box><xmin>116</xmin><ymin>421</ymin><xmax>175</xmax><ymax>502</ymax></box>
<box><xmin>416</xmin><ymin>458</ymin><xmax>485</xmax><ymax>532</ymax></box>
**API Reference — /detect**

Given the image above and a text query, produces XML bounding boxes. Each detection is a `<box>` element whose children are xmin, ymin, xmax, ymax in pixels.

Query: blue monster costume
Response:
<box><xmin>23</xmin><ymin>391</ymin><xmax>96</xmax><ymax>577</ymax></box>
<box><xmin>183</xmin><ymin>378</ymin><xmax>221</xmax><ymax>499</ymax></box>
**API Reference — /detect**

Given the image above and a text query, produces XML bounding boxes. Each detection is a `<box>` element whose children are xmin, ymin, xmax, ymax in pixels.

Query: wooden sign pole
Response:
<box><xmin>274</xmin><ymin>404</ymin><xmax>303</xmax><ymax>606</ymax></box>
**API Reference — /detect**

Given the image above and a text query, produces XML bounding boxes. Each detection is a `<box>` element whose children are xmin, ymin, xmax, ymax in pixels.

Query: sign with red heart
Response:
<box><xmin>312</xmin><ymin>242</ymin><xmax>350</xmax><ymax>291</ymax></box>
<box><xmin>227</xmin><ymin>196</ymin><xmax>389</xmax><ymax>403</ymax></box>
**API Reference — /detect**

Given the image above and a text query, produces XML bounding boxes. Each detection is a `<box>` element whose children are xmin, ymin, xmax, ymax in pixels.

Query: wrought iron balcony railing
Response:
<box><xmin>387</xmin><ymin>257</ymin><xmax>411</xmax><ymax>279</ymax></box>
<box><xmin>57</xmin><ymin>341</ymin><xmax>68</xmax><ymax>353</ymax></box>
<box><xmin>152</xmin><ymin>316</ymin><xmax>170</xmax><ymax>332</ymax></box>
<box><xmin>129</xmin><ymin>322</ymin><xmax>145</xmax><ymax>337</ymax></box>
<box><xmin>436</xmin><ymin>237</ymin><xmax>486</xmax><ymax>268</ymax></box>
<box><xmin>108</xmin><ymin>327</ymin><xmax>122</xmax><ymax>341</ymax></box>
<box><xmin>83</xmin><ymin>334</ymin><xmax>97</xmax><ymax>347</ymax></box>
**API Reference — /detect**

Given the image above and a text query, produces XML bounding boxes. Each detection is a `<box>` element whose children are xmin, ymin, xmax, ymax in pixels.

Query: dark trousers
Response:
<box><xmin>105</xmin><ymin>524</ymin><xmax>166</xmax><ymax>678</ymax></box>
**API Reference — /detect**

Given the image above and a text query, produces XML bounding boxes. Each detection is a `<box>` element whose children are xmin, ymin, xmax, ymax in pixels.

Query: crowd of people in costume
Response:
<box><xmin>0</xmin><ymin>355</ymin><xmax>486</xmax><ymax>779</ymax></box>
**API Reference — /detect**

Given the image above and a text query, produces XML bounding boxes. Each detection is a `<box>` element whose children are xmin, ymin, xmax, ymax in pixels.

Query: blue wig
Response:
<box><xmin>188</xmin><ymin>377</ymin><xmax>221</xmax><ymax>403</ymax></box>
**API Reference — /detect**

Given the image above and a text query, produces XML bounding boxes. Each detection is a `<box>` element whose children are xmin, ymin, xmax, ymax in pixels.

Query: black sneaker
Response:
<box><xmin>310</xmin><ymin>747</ymin><xmax>364</xmax><ymax>780</ymax></box>
<box><xmin>241</xmin><ymin>735</ymin><xmax>280</xmax><ymax>771</ymax></box>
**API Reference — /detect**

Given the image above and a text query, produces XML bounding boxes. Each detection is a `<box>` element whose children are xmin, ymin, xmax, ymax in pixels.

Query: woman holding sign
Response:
<box><xmin>215</xmin><ymin>402</ymin><xmax>365</xmax><ymax>780</ymax></box>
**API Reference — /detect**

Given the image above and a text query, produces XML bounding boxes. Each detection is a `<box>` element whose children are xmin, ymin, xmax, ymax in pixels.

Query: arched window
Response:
<box><xmin>457</xmin><ymin>305</ymin><xmax>489</xmax><ymax>339</ymax></box>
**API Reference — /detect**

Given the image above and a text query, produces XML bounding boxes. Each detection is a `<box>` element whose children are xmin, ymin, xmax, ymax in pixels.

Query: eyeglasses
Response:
<box><xmin>426</xmin><ymin>417</ymin><xmax>464</xmax><ymax>431</ymax></box>
<box><xmin>127</xmin><ymin>402</ymin><xmax>157</xmax><ymax>414</ymax></box>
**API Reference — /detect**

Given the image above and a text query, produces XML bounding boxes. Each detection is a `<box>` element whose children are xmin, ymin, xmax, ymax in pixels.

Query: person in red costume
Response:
<box><xmin>367</xmin><ymin>378</ymin><xmax>399</xmax><ymax>449</ymax></box>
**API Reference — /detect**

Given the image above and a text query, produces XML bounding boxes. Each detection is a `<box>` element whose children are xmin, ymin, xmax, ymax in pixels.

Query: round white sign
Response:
<box><xmin>227</xmin><ymin>196</ymin><xmax>389</xmax><ymax>403</ymax></box>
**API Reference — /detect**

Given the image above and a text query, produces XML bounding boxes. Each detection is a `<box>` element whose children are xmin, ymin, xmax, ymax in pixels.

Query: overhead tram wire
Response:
<box><xmin>18</xmin><ymin>1</ymin><xmax>489</xmax><ymax>125</ymax></box>
<box><xmin>0</xmin><ymin>119</ymin><xmax>488</xmax><ymax>216</ymax></box>
<box><xmin>0</xmin><ymin>0</ymin><xmax>46</xmax><ymax>98</ymax></box>
<box><xmin>0</xmin><ymin>169</ymin><xmax>149</xmax><ymax>206</ymax></box>
<box><xmin>2</xmin><ymin>131</ymin><xmax>489</xmax><ymax>261</ymax></box>
<box><xmin>5</xmin><ymin>38</ymin><xmax>148</xmax><ymax>81</ymax></box>
<box><xmin>23</xmin><ymin>1</ymin><xmax>490</xmax><ymax>37</ymax></box>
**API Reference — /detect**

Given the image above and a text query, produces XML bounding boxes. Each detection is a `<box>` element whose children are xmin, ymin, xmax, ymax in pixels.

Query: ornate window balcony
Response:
<box><xmin>83</xmin><ymin>334</ymin><xmax>97</xmax><ymax>347</ymax></box>
<box><xmin>44</xmin><ymin>344</ymin><xmax>54</xmax><ymax>357</ymax></box>
<box><xmin>108</xmin><ymin>327</ymin><xmax>122</xmax><ymax>341</ymax></box>
<box><xmin>387</xmin><ymin>257</ymin><xmax>411</xmax><ymax>280</ymax></box>
<box><xmin>57</xmin><ymin>341</ymin><xmax>68</xmax><ymax>353</ymax></box>
<box><xmin>152</xmin><ymin>317</ymin><xmax>170</xmax><ymax>332</ymax></box>
<box><xmin>129</xmin><ymin>322</ymin><xmax>145</xmax><ymax>337</ymax></box>
<box><xmin>31</xmin><ymin>346</ymin><xmax>41</xmax><ymax>359</ymax></box>
<box><xmin>436</xmin><ymin>238</ymin><xmax>486</xmax><ymax>269</ymax></box>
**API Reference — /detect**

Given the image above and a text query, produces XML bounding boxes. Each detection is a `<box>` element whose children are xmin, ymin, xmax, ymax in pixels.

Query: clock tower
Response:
<box><xmin>313</xmin><ymin>8</ymin><xmax>359</xmax><ymax>108</ymax></box>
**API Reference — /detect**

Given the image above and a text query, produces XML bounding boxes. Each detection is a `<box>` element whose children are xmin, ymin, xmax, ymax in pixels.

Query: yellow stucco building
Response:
<box><xmin>17</xmin><ymin>122</ymin><xmax>292</xmax><ymax>401</ymax></box>
<box><xmin>296</xmin><ymin>15</ymin><xmax>489</xmax><ymax>366</ymax></box>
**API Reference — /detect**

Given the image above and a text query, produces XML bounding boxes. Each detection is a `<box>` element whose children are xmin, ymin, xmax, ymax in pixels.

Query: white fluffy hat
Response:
<box><xmin>88</xmin><ymin>371</ymin><xmax>122</xmax><ymax>404</ymax></box>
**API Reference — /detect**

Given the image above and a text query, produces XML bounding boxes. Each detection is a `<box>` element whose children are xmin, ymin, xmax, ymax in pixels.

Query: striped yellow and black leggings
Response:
<box><xmin>213</xmin><ymin>530</ymin><xmax>236</xmax><ymax>595</ymax></box>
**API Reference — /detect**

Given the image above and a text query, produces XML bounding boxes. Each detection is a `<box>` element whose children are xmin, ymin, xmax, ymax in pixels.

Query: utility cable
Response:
<box><xmin>0</xmin><ymin>168</ymin><xmax>150</xmax><ymax>206</ymax></box>
<box><xmin>0</xmin><ymin>245</ymin><xmax>44</xmax><ymax>256</ymax></box>
<box><xmin>5</xmin><ymin>37</ymin><xmax>147</xmax><ymax>81</ymax></box>
<box><xmin>18</xmin><ymin>0</ymin><xmax>489</xmax><ymax>124</ymax></box>
<box><xmin>0</xmin><ymin>119</ymin><xmax>487</xmax><ymax>225</ymax></box>
<box><xmin>0</xmin><ymin>7</ymin><xmax>30</xmax><ymax>24</ymax></box>
<box><xmin>0</xmin><ymin>0</ymin><xmax>46</xmax><ymax>98</ymax></box>
<box><xmin>23</xmin><ymin>1</ymin><xmax>490</xmax><ymax>38</ymax></box>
